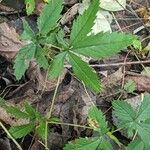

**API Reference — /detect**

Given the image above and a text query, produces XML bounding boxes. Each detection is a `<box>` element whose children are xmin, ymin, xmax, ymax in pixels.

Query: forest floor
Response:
<box><xmin>0</xmin><ymin>0</ymin><xmax>150</xmax><ymax>149</ymax></box>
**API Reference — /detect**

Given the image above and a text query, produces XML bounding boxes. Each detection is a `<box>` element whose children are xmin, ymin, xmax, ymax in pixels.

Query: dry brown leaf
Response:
<box><xmin>0</xmin><ymin>107</ymin><xmax>28</xmax><ymax>126</ymax></box>
<box><xmin>64</xmin><ymin>0</ymin><xmax>78</xmax><ymax>6</ymax></box>
<box><xmin>136</xmin><ymin>7</ymin><xmax>150</xmax><ymax>24</ymax></box>
<box><xmin>126</xmin><ymin>74</ymin><xmax>150</xmax><ymax>92</ymax></box>
<box><xmin>98</xmin><ymin>68</ymin><xmax>124</xmax><ymax>102</ymax></box>
<box><xmin>35</xmin><ymin>0</ymin><xmax>78</xmax><ymax>16</ymax></box>
<box><xmin>27</xmin><ymin>61</ymin><xmax>67</xmax><ymax>91</ymax></box>
<box><xmin>60</xmin><ymin>3</ymin><xmax>79</xmax><ymax>25</ymax></box>
<box><xmin>0</xmin><ymin>22</ymin><xmax>25</xmax><ymax>60</ymax></box>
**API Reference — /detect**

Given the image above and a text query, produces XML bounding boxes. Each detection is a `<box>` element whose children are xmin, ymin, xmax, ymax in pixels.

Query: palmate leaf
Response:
<box><xmin>113</xmin><ymin>94</ymin><xmax>150</xmax><ymax>143</ymax></box>
<box><xmin>37</xmin><ymin>0</ymin><xmax>63</xmax><ymax>35</ymax></box>
<box><xmin>112</xmin><ymin>100</ymin><xmax>137</xmax><ymax>137</ymax></box>
<box><xmin>88</xmin><ymin>106</ymin><xmax>108</xmax><ymax>134</ymax></box>
<box><xmin>71</xmin><ymin>32</ymin><xmax>136</xmax><ymax>58</ymax></box>
<box><xmin>136</xmin><ymin>123</ymin><xmax>150</xmax><ymax>144</ymax></box>
<box><xmin>14</xmin><ymin>43</ymin><xmax>36</xmax><ymax>80</ymax></box>
<box><xmin>48</xmin><ymin>52</ymin><xmax>67</xmax><ymax>79</ymax></box>
<box><xmin>70</xmin><ymin>0</ymin><xmax>99</xmax><ymax>45</ymax></box>
<box><xmin>20</xmin><ymin>20</ymin><xmax>34</xmax><ymax>40</ymax></box>
<box><xmin>136</xmin><ymin>94</ymin><xmax>150</xmax><ymax>121</ymax></box>
<box><xmin>68</xmin><ymin>52</ymin><xmax>101</xmax><ymax>93</ymax></box>
<box><xmin>9</xmin><ymin>123</ymin><xmax>35</xmax><ymax>139</ymax></box>
<box><xmin>99</xmin><ymin>138</ymin><xmax>114</xmax><ymax>150</ymax></box>
<box><xmin>126</xmin><ymin>139</ymin><xmax>145</xmax><ymax>150</ymax></box>
<box><xmin>64</xmin><ymin>137</ymin><xmax>100</xmax><ymax>150</ymax></box>
<box><xmin>112</xmin><ymin>100</ymin><xmax>136</xmax><ymax>122</ymax></box>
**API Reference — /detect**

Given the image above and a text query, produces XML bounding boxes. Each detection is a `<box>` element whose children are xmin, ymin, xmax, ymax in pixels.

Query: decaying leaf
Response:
<box><xmin>100</xmin><ymin>0</ymin><xmax>126</xmax><ymax>11</ymax></box>
<box><xmin>91</xmin><ymin>11</ymin><xmax>112</xmax><ymax>34</ymax></box>
<box><xmin>79</xmin><ymin>1</ymin><xmax>112</xmax><ymax>33</ymax></box>
<box><xmin>126</xmin><ymin>74</ymin><xmax>150</xmax><ymax>92</ymax></box>
<box><xmin>0</xmin><ymin>22</ymin><xmax>25</xmax><ymax>60</ymax></box>
<box><xmin>27</xmin><ymin>61</ymin><xmax>67</xmax><ymax>91</ymax></box>
<box><xmin>60</xmin><ymin>3</ymin><xmax>79</xmax><ymax>25</ymax></box>
<box><xmin>64</xmin><ymin>0</ymin><xmax>78</xmax><ymax>5</ymax></box>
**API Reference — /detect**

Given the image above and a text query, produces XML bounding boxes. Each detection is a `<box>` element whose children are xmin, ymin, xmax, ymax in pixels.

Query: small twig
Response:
<box><xmin>133</xmin><ymin>52</ymin><xmax>150</xmax><ymax>75</ymax></box>
<box><xmin>132</xmin><ymin>130</ymin><xmax>138</xmax><ymax>141</ymax></box>
<box><xmin>90</xmin><ymin>60</ymin><xmax>150</xmax><ymax>67</ymax></box>
<box><xmin>0</xmin><ymin>9</ymin><xmax>24</xmax><ymax>15</ymax></box>
<box><xmin>65</xmin><ymin>60</ymin><xmax>150</xmax><ymax>68</ymax></box>
<box><xmin>122</xmin><ymin>50</ymin><xmax>131</xmax><ymax>88</ymax></box>
<box><xmin>112</xmin><ymin>12</ymin><xmax>122</xmax><ymax>32</ymax></box>
<box><xmin>82</xmin><ymin>82</ymin><xmax>95</xmax><ymax>106</ymax></box>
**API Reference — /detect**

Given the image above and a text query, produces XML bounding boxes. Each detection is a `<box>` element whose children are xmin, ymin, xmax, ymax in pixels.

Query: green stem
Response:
<box><xmin>0</xmin><ymin>121</ymin><xmax>23</xmax><ymax>150</ymax></box>
<box><xmin>45</xmin><ymin>122</ymin><xmax>48</xmax><ymax>150</ymax></box>
<box><xmin>47</xmin><ymin>76</ymin><xmax>60</xmax><ymax>119</ymax></box>
<box><xmin>45</xmin><ymin>77</ymin><xmax>60</xmax><ymax>150</ymax></box>
<box><xmin>48</xmin><ymin>121</ymin><xmax>93</xmax><ymax>130</ymax></box>
<box><xmin>45</xmin><ymin>44</ymin><xmax>62</xmax><ymax>51</ymax></box>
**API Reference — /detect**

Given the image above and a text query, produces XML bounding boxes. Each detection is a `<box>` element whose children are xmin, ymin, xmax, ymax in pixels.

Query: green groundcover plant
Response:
<box><xmin>15</xmin><ymin>0</ymin><xmax>137</xmax><ymax>93</ymax></box>
<box><xmin>0</xmin><ymin>94</ymin><xmax>150</xmax><ymax>150</ymax></box>
<box><xmin>1</xmin><ymin>0</ymin><xmax>147</xmax><ymax>149</ymax></box>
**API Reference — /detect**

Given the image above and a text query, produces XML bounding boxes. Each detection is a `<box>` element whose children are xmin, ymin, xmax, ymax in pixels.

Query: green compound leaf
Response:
<box><xmin>35</xmin><ymin>46</ymin><xmax>49</xmax><ymax>69</ymax></box>
<box><xmin>25</xmin><ymin>0</ymin><xmax>35</xmax><ymax>15</ymax></box>
<box><xmin>112</xmin><ymin>100</ymin><xmax>137</xmax><ymax>137</ymax></box>
<box><xmin>48</xmin><ymin>52</ymin><xmax>67</xmax><ymax>79</ymax></box>
<box><xmin>99</xmin><ymin>138</ymin><xmax>114</xmax><ymax>150</ymax></box>
<box><xmin>9</xmin><ymin>123</ymin><xmax>35</xmax><ymax>139</ymax></box>
<box><xmin>126</xmin><ymin>139</ymin><xmax>145</xmax><ymax>150</ymax></box>
<box><xmin>71</xmin><ymin>32</ymin><xmax>136</xmax><ymax>58</ymax></box>
<box><xmin>20</xmin><ymin>20</ymin><xmax>34</xmax><ymax>40</ymax></box>
<box><xmin>136</xmin><ymin>123</ymin><xmax>150</xmax><ymax>144</ymax></box>
<box><xmin>14</xmin><ymin>43</ymin><xmax>36</xmax><ymax>80</ymax></box>
<box><xmin>137</xmin><ymin>94</ymin><xmax>150</xmax><ymax>121</ymax></box>
<box><xmin>37</xmin><ymin>0</ymin><xmax>63</xmax><ymax>35</ymax></box>
<box><xmin>64</xmin><ymin>137</ymin><xmax>100</xmax><ymax>150</ymax></box>
<box><xmin>68</xmin><ymin>52</ymin><xmax>101</xmax><ymax>93</ymax></box>
<box><xmin>70</xmin><ymin>0</ymin><xmax>99</xmax><ymax>45</ymax></box>
<box><xmin>113</xmin><ymin>94</ymin><xmax>150</xmax><ymax>143</ymax></box>
<box><xmin>112</xmin><ymin>100</ymin><xmax>136</xmax><ymax>122</ymax></box>
<box><xmin>88</xmin><ymin>106</ymin><xmax>108</xmax><ymax>134</ymax></box>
